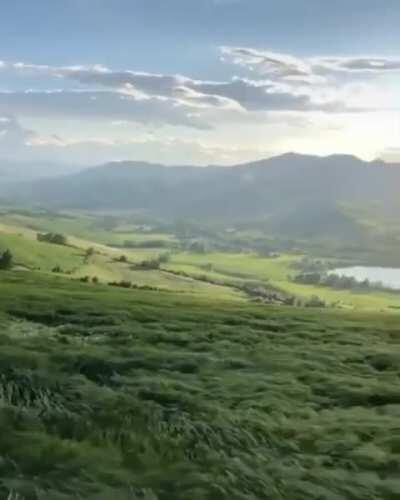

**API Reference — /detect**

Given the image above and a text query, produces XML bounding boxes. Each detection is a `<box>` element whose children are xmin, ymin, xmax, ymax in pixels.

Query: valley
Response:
<box><xmin>1</xmin><ymin>207</ymin><xmax>399</xmax><ymax>312</ymax></box>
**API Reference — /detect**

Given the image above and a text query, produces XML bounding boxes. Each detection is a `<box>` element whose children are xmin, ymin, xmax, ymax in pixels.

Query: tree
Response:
<box><xmin>85</xmin><ymin>247</ymin><xmax>95</xmax><ymax>258</ymax></box>
<box><xmin>37</xmin><ymin>232</ymin><xmax>68</xmax><ymax>246</ymax></box>
<box><xmin>0</xmin><ymin>249</ymin><xmax>13</xmax><ymax>270</ymax></box>
<box><xmin>138</xmin><ymin>258</ymin><xmax>161</xmax><ymax>270</ymax></box>
<box><xmin>158</xmin><ymin>252</ymin><xmax>171</xmax><ymax>264</ymax></box>
<box><xmin>189</xmin><ymin>241</ymin><xmax>207</xmax><ymax>254</ymax></box>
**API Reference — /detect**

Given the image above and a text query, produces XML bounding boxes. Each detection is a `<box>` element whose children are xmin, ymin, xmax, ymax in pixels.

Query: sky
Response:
<box><xmin>1</xmin><ymin>0</ymin><xmax>400</xmax><ymax>166</ymax></box>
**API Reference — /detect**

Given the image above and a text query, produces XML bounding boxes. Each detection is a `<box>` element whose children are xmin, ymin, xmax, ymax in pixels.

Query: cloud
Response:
<box><xmin>65</xmin><ymin>66</ymin><xmax>342</xmax><ymax>112</ymax></box>
<box><xmin>220</xmin><ymin>46</ymin><xmax>318</xmax><ymax>83</ymax></box>
<box><xmin>0</xmin><ymin>115</ymin><xmax>37</xmax><ymax>150</ymax></box>
<box><xmin>0</xmin><ymin>116</ymin><xmax>272</xmax><ymax>166</ymax></box>
<box><xmin>222</xmin><ymin>46</ymin><xmax>400</xmax><ymax>82</ymax></box>
<box><xmin>0</xmin><ymin>90</ymin><xmax>210</xmax><ymax>129</ymax></box>
<box><xmin>0</xmin><ymin>50</ymin><xmax>395</xmax><ymax>165</ymax></box>
<box><xmin>192</xmin><ymin>78</ymin><xmax>349</xmax><ymax>112</ymax></box>
<box><xmin>0</xmin><ymin>59</ymin><xmax>357</xmax><ymax>119</ymax></box>
<box><xmin>313</xmin><ymin>57</ymin><xmax>400</xmax><ymax>74</ymax></box>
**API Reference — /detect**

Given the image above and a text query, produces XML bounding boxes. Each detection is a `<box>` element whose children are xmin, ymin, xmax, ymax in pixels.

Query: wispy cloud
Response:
<box><xmin>0</xmin><ymin>115</ymin><xmax>272</xmax><ymax>165</ymax></box>
<box><xmin>0</xmin><ymin>57</ymin><xmax>361</xmax><ymax>127</ymax></box>
<box><xmin>0</xmin><ymin>47</ymin><xmax>397</xmax><ymax>165</ymax></box>
<box><xmin>0</xmin><ymin>114</ymin><xmax>37</xmax><ymax>148</ymax></box>
<box><xmin>222</xmin><ymin>46</ymin><xmax>400</xmax><ymax>82</ymax></box>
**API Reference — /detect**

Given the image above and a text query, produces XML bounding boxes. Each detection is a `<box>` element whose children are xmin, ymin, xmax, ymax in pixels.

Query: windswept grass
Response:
<box><xmin>0</xmin><ymin>271</ymin><xmax>398</xmax><ymax>499</ymax></box>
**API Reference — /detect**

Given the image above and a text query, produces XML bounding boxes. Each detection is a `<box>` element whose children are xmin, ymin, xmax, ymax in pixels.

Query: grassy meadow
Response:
<box><xmin>0</xmin><ymin>271</ymin><xmax>399</xmax><ymax>499</ymax></box>
<box><xmin>0</xmin><ymin>209</ymin><xmax>399</xmax><ymax>498</ymax></box>
<box><xmin>1</xmin><ymin>208</ymin><xmax>400</xmax><ymax>311</ymax></box>
<box><xmin>167</xmin><ymin>252</ymin><xmax>400</xmax><ymax>312</ymax></box>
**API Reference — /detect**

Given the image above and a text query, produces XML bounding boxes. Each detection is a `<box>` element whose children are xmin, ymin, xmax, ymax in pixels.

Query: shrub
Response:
<box><xmin>137</xmin><ymin>259</ymin><xmax>161</xmax><ymax>270</ymax></box>
<box><xmin>85</xmin><ymin>247</ymin><xmax>96</xmax><ymax>258</ymax></box>
<box><xmin>0</xmin><ymin>249</ymin><xmax>13</xmax><ymax>270</ymax></box>
<box><xmin>188</xmin><ymin>241</ymin><xmax>207</xmax><ymax>254</ymax></box>
<box><xmin>108</xmin><ymin>280</ymin><xmax>132</xmax><ymax>288</ymax></box>
<box><xmin>37</xmin><ymin>232</ymin><xmax>68</xmax><ymax>246</ymax></box>
<box><xmin>158</xmin><ymin>252</ymin><xmax>171</xmax><ymax>264</ymax></box>
<box><xmin>305</xmin><ymin>295</ymin><xmax>326</xmax><ymax>308</ymax></box>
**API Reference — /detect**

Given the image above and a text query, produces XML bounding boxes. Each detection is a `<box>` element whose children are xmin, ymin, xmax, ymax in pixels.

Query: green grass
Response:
<box><xmin>0</xmin><ymin>211</ymin><xmax>176</xmax><ymax>247</ymax></box>
<box><xmin>0</xmin><ymin>217</ymin><xmax>242</xmax><ymax>301</ymax></box>
<box><xmin>0</xmin><ymin>271</ymin><xmax>399</xmax><ymax>499</ymax></box>
<box><xmin>0</xmin><ymin>232</ymin><xmax>84</xmax><ymax>272</ymax></box>
<box><xmin>169</xmin><ymin>251</ymin><xmax>400</xmax><ymax>311</ymax></box>
<box><xmin>76</xmin><ymin>255</ymin><xmax>244</xmax><ymax>300</ymax></box>
<box><xmin>2</xmin><ymin>209</ymin><xmax>400</xmax><ymax>311</ymax></box>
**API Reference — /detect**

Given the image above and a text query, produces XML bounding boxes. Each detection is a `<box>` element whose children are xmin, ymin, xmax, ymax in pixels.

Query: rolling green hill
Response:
<box><xmin>1</xmin><ymin>209</ymin><xmax>400</xmax><ymax>311</ymax></box>
<box><xmin>0</xmin><ymin>214</ymin><xmax>244</xmax><ymax>301</ymax></box>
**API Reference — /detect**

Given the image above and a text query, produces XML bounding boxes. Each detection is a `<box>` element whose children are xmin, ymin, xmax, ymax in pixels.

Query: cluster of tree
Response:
<box><xmin>0</xmin><ymin>249</ymin><xmax>13</xmax><ymax>270</ymax></box>
<box><xmin>85</xmin><ymin>247</ymin><xmax>96</xmax><ymax>258</ymax></box>
<box><xmin>135</xmin><ymin>253</ymin><xmax>171</xmax><ymax>270</ymax></box>
<box><xmin>293</xmin><ymin>271</ymin><xmax>386</xmax><ymax>291</ymax></box>
<box><xmin>122</xmin><ymin>239</ymin><xmax>171</xmax><ymax>249</ymax></box>
<box><xmin>77</xmin><ymin>275</ymin><xmax>99</xmax><ymax>284</ymax></box>
<box><xmin>303</xmin><ymin>295</ymin><xmax>326</xmax><ymax>307</ymax></box>
<box><xmin>108</xmin><ymin>280</ymin><xmax>166</xmax><ymax>292</ymax></box>
<box><xmin>37</xmin><ymin>232</ymin><xmax>68</xmax><ymax>246</ymax></box>
<box><xmin>51</xmin><ymin>265</ymin><xmax>77</xmax><ymax>275</ymax></box>
<box><xmin>292</xmin><ymin>257</ymin><xmax>330</xmax><ymax>273</ymax></box>
<box><xmin>242</xmin><ymin>284</ymin><xmax>294</xmax><ymax>305</ymax></box>
<box><xmin>116</xmin><ymin>255</ymin><xmax>128</xmax><ymax>263</ymax></box>
<box><xmin>187</xmin><ymin>241</ymin><xmax>207</xmax><ymax>254</ymax></box>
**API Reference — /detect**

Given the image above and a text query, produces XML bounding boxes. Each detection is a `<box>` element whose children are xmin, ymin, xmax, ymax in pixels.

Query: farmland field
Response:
<box><xmin>167</xmin><ymin>252</ymin><xmax>400</xmax><ymax>311</ymax></box>
<box><xmin>1</xmin><ymin>209</ymin><xmax>400</xmax><ymax>312</ymax></box>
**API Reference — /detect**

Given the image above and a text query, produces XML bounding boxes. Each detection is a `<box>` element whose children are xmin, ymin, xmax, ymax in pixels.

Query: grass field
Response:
<box><xmin>1</xmin><ymin>209</ymin><xmax>400</xmax><ymax>311</ymax></box>
<box><xmin>0</xmin><ymin>214</ymin><xmax>244</xmax><ymax>301</ymax></box>
<box><xmin>168</xmin><ymin>252</ymin><xmax>400</xmax><ymax>311</ymax></box>
<box><xmin>0</xmin><ymin>210</ymin><xmax>177</xmax><ymax>247</ymax></box>
<box><xmin>0</xmin><ymin>271</ymin><xmax>399</xmax><ymax>499</ymax></box>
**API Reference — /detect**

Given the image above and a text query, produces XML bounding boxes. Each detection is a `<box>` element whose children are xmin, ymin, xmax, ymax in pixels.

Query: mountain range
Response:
<box><xmin>2</xmin><ymin>153</ymin><xmax>399</xmax><ymax>239</ymax></box>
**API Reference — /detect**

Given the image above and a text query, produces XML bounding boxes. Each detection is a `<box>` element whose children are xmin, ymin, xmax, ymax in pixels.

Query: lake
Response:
<box><xmin>330</xmin><ymin>266</ymin><xmax>400</xmax><ymax>290</ymax></box>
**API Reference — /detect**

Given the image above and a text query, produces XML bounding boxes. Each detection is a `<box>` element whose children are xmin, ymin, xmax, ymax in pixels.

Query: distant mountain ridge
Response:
<box><xmin>0</xmin><ymin>159</ymin><xmax>85</xmax><ymax>183</ymax></box>
<box><xmin>3</xmin><ymin>153</ymin><xmax>400</xmax><ymax>238</ymax></box>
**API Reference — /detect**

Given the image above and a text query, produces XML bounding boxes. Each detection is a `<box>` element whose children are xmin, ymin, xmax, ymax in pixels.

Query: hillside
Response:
<box><xmin>1</xmin><ymin>209</ymin><xmax>400</xmax><ymax>311</ymax></box>
<box><xmin>5</xmin><ymin>154</ymin><xmax>400</xmax><ymax>241</ymax></box>
<box><xmin>0</xmin><ymin>270</ymin><xmax>399</xmax><ymax>499</ymax></box>
<box><xmin>0</xmin><ymin>217</ymin><xmax>245</xmax><ymax>301</ymax></box>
